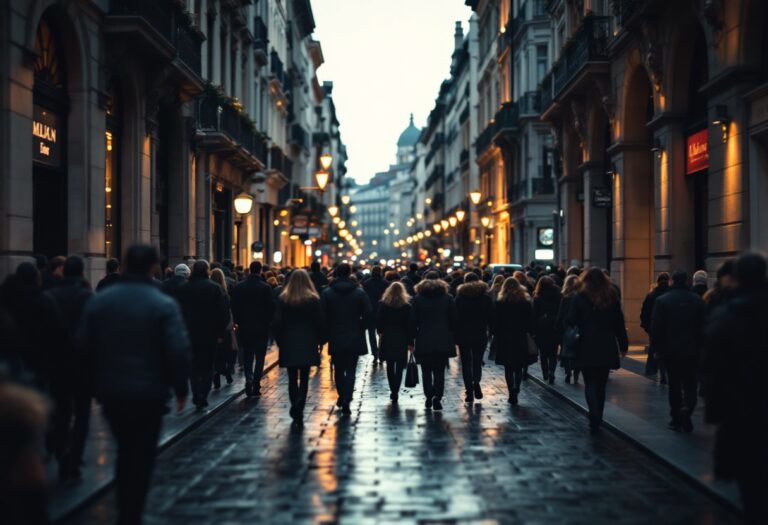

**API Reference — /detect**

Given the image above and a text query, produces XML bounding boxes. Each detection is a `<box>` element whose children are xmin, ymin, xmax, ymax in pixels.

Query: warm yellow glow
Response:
<box><xmin>281</xmin><ymin>231</ymin><xmax>288</xmax><ymax>236</ymax></box>
<box><xmin>332</xmin><ymin>216</ymin><xmax>340</xmax><ymax>224</ymax></box>
<box><xmin>407</xmin><ymin>236</ymin><xmax>413</xmax><ymax>243</ymax></box>
<box><xmin>448</xmin><ymin>217</ymin><xmax>457</xmax><ymax>227</ymax></box>
<box><xmin>441</xmin><ymin>220</ymin><xmax>449</xmax><ymax>230</ymax></box>
<box><xmin>393</xmin><ymin>229</ymin><xmax>400</xmax><ymax>235</ymax></box>
<box><xmin>328</xmin><ymin>206</ymin><xmax>338</xmax><ymax>217</ymax></box>
<box><xmin>273</xmin><ymin>219</ymin><xmax>280</xmax><ymax>226</ymax></box>
<box><xmin>341</xmin><ymin>195</ymin><xmax>351</xmax><ymax>205</ymax></box>
<box><xmin>338</xmin><ymin>221</ymin><xmax>346</xmax><ymax>229</ymax></box>
<box><xmin>425</xmin><ymin>197</ymin><xmax>432</xmax><ymax>205</ymax></box>
<box><xmin>424</xmin><ymin>230</ymin><xmax>432</xmax><ymax>237</ymax></box>
<box><xmin>280</xmin><ymin>209</ymin><xmax>288</xmax><ymax>217</ymax></box>
<box><xmin>319</xmin><ymin>151</ymin><xmax>333</xmax><ymax>171</ymax></box>
<box><xmin>351</xmin><ymin>220</ymin><xmax>358</xmax><ymax>227</ymax></box>
<box><xmin>234</xmin><ymin>192</ymin><xmax>254</xmax><ymax>215</ymax></box>
<box><xmin>290</xmin><ymin>234</ymin><xmax>299</xmax><ymax>240</ymax></box>
<box><xmin>433</xmin><ymin>224</ymin><xmax>442</xmax><ymax>233</ymax></box>
<box><xmin>416</xmin><ymin>212</ymin><xmax>423</xmax><ymax>220</ymax></box>
<box><xmin>469</xmin><ymin>190</ymin><xmax>482</xmax><ymax>205</ymax></box>
<box><xmin>349</xmin><ymin>205</ymin><xmax>358</xmax><ymax>213</ymax></box>
<box><xmin>105</xmin><ymin>131</ymin><xmax>113</xmax><ymax>152</ymax></box>
<box><xmin>455</xmin><ymin>210</ymin><xmax>466</xmax><ymax>221</ymax></box>
<box><xmin>481</xmin><ymin>216</ymin><xmax>491</xmax><ymax>228</ymax></box>
<box><xmin>339</xmin><ymin>229</ymin><xmax>349</xmax><ymax>237</ymax></box>
<box><xmin>384</xmin><ymin>228</ymin><xmax>390</xmax><ymax>235</ymax></box>
<box><xmin>417</xmin><ymin>232</ymin><xmax>424</xmax><ymax>240</ymax></box>
<box><xmin>315</xmin><ymin>170</ymin><xmax>329</xmax><ymax>191</ymax></box>
<box><xmin>356</xmin><ymin>230</ymin><xmax>362</xmax><ymax>236</ymax></box>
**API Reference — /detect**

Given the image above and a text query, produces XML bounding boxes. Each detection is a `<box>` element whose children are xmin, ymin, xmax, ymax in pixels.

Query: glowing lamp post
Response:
<box><xmin>234</xmin><ymin>192</ymin><xmax>254</xmax><ymax>215</ymax></box>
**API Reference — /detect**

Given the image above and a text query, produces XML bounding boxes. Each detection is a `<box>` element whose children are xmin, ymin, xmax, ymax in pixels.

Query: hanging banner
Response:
<box><xmin>686</xmin><ymin>129</ymin><xmax>709</xmax><ymax>174</ymax></box>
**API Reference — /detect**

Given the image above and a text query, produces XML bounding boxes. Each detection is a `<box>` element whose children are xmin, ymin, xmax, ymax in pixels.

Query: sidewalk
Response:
<box><xmin>48</xmin><ymin>347</ymin><xmax>279</xmax><ymax>522</ymax></box>
<box><xmin>528</xmin><ymin>350</ymin><xmax>741</xmax><ymax>511</ymax></box>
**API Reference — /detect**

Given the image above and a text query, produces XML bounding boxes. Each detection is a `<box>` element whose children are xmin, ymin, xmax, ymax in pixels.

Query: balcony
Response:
<box><xmin>618</xmin><ymin>0</ymin><xmax>649</xmax><ymax>28</ymax></box>
<box><xmin>425</xmin><ymin>132</ymin><xmax>444</xmax><ymax>167</ymax></box>
<box><xmin>508</xmin><ymin>177</ymin><xmax>555</xmax><ymax>204</ymax></box>
<box><xmin>289</xmin><ymin>123</ymin><xmax>309</xmax><ymax>151</ymax></box>
<box><xmin>270</xmin><ymin>50</ymin><xmax>287</xmax><ymax>87</ymax></box>
<box><xmin>269</xmin><ymin>146</ymin><xmax>293</xmax><ymax>180</ymax></box>
<box><xmin>540</xmin><ymin>14</ymin><xmax>611</xmax><ymax>115</ymax></box>
<box><xmin>253</xmin><ymin>16</ymin><xmax>269</xmax><ymax>65</ymax></box>
<box><xmin>196</xmin><ymin>89</ymin><xmax>267</xmax><ymax>170</ymax></box>
<box><xmin>533</xmin><ymin>177</ymin><xmax>555</xmax><ymax>195</ymax></box>
<box><xmin>475</xmin><ymin>120</ymin><xmax>497</xmax><ymax>157</ymax></box>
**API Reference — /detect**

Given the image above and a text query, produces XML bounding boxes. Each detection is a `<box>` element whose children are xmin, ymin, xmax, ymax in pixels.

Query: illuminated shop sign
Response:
<box><xmin>686</xmin><ymin>128</ymin><xmax>708</xmax><ymax>174</ymax></box>
<box><xmin>32</xmin><ymin>105</ymin><xmax>61</xmax><ymax>167</ymax></box>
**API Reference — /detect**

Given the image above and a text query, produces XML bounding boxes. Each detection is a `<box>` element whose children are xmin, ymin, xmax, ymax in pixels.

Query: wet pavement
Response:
<box><xmin>65</xmin><ymin>352</ymin><xmax>739</xmax><ymax>525</ymax></box>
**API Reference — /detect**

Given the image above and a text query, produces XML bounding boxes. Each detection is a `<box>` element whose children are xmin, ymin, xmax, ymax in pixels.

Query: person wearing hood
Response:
<box><xmin>409</xmin><ymin>271</ymin><xmax>458</xmax><ymax>411</ymax></box>
<box><xmin>176</xmin><ymin>260</ymin><xmax>229</xmax><ymax>410</ymax></box>
<box><xmin>363</xmin><ymin>265</ymin><xmax>389</xmax><ymax>363</ymax></box>
<box><xmin>701</xmin><ymin>253</ymin><xmax>768</xmax><ymax>525</ymax></box>
<box><xmin>651</xmin><ymin>270</ymin><xmax>706</xmax><ymax>433</ymax></box>
<box><xmin>532</xmin><ymin>276</ymin><xmax>562</xmax><ymax>384</ymax></box>
<box><xmin>44</xmin><ymin>256</ymin><xmax>94</xmax><ymax>481</ymax></box>
<box><xmin>454</xmin><ymin>273</ymin><xmax>492</xmax><ymax>403</ymax></box>
<box><xmin>640</xmin><ymin>272</ymin><xmax>670</xmax><ymax>383</ymax></box>
<box><xmin>162</xmin><ymin>263</ymin><xmax>190</xmax><ymax>300</ymax></box>
<box><xmin>321</xmin><ymin>263</ymin><xmax>373</xmax><ymax>415</ymax></box>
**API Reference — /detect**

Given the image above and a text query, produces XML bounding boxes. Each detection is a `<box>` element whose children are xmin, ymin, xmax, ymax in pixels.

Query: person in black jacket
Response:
<box><xmin>230</xmin><ymin>262</ymin><xmax>276</xmax><ymax>397</ymax></box>
<box><xmin>162</xmin><ymin>264</ymin><xmax>190</xmax><ymax>300</ymax></box>
<box><xmin>640</xmin><ymin>272</ymin><xmax>670</xmax><ymax>383</ymax></box>
<box><xmin>376</xmin><ymin>282</ymin><xmax>412</xmax><ymax>402</ymax></box>
<box><xmin>96</xmin><ymin>258</ymin><xmax>121</xmax><ymax>292</ymax></box>
<box><xmin>702</xmin><ymin>253</ymin><xmax>768</xmax><ymax>525</ymax></box>
<box><xmin>532</xmin><ymin>276</ymin><xmax>561</xmax><ymax>385</ymax></box>
<box><xmin>309</xmin><ymin>260</ymin><xmax>329</xmax><ymax>293</ymax></box>
<box><xmin>321</xmin><ymin>263</ymin><xmax>372</xmax><ymax>415</ymax></box>
<box><xmin>273</xmin><ymin>270</ymin><xmax>325</xmax><ymax>425</ymax></box>
<box><xmin>363</xmin><ymin>265</ymin><xmax>389</xmax><ymax>363</ymax></box>
<box><xmin>490</xmin><ymin>277</ymin><xmax>533</xmax><ymax>405</ymax></box>
<box><xmin>176</xmin><ymin>260</ymin><xmax>230</xmax><ymax>410</ymax></box>
<box><xmin>651</xmin><ymin>270</ymin><xmax>706</xmax><ymax>433</ymax></box>
<box><xmin>410</xmin><ymin>272</ymin><xmax>457</xmax><ymax>411</ymax></box>
<box><xmin>401</xmin><ymin>262</ymin><xmax>421</xmax><ymax>296</ymax></box>
<box><xmin>454</xmin><ymin>273</ymin><xmax>492</xmax><ymax>403</ymax></box>
<box><xmin>566</xmin><ymin>268</ymin><xmax>629</xmax><ymax>431</ymax></box>
<box><xmin>45</xmin><ymin>256</ymin><xmax>94</xmax><ymax>481</ymax></box>
<box><xmin>77</xmin><ymin>245</ymin><xmax>190</xmax><ymax>525</ymax></box>
<box><xmin>555</xmin><ymin>275</ymin><xmax>580</xmax><ymax>384</ymax></box>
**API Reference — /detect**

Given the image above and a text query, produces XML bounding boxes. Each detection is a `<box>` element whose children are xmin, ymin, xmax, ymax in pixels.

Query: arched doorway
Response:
<box><xmin>32</xmin><ymin>14</ymin><xmax>68</xmax><ymax>258</ymax></box>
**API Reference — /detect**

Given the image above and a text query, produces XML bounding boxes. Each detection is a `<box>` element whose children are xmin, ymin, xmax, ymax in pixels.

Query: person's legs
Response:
<box><xmin>241</xmin><ymin>344</ymin><xmax>255</xmax><ymax>385</ymax></box>
<box><xmin>287</xmin><ymin>367</ymin><xmax>299</xmax><ymax>406</ymax></box>
<box><xmin>432</xmin><ymin>358</ymin><xmax>446</xmax><ymax>400</ymax></box>
<box><xmin>548</xmin><ymin>354</ymin><xmax>558</xmax><ymax>381</ymax></box>
<box><xmin>583</xmin><ymin>367</ymin><xmax>609</xmax><ymax>426</ymax></box>
<box><xmin>386</xmin><ymin>360</ymin><xmax>397</xmax><ymax>394</ymax></box>
<box><xmin>539</xmin><ymin>352</ymin><xmax>550</xmax><ymax>380</ymax></box>
<box><xmin>343</xmin><ymin>356</ymin><xmax>358</xmax><ymax>403</ymax></box>
<box><xmin>666</xmin><ymin>359</ymin><xmax>683</xmax><ymax>428</ymax></box>
<box><xmin>68</xmin><ymin>391</ymin><xmax>92</xmax><ymax>476</ymax></box>
<box><xmin>421</xmin><ymin>362</ymin><xmax>434</xmax><ymax>399</ymax></box>
<box><xmin>393</xmin><ymin>360</ymin><xmax>405</xmax><ymax>392</ymax></box>
<box><xmin>251</xmin><ymin>341</ymin><xmax>268</xmax><ymax>395</ymax></box>
<box><xmin>297</xmin><ymin>367</ymin><xmax>310</xmax><ymax>408</ymax></box>
<box><xmin>459</xmin><ymin>345</ymin><xmax>473</xmax><ymax>393</ymax></box>
<box><xmin>472</xmin><ymin>344</ymin><xmax>484</xmax><ymax>384</ymax></box>
<box><xmin>582</xmin><ymin>368</ymin><xmax>598</xmax><ymax>420</ymax></box>
<box><xmin>367</xmin><ymin>327</ymin><xmax>379</xmax><ymax>360</ymax></box>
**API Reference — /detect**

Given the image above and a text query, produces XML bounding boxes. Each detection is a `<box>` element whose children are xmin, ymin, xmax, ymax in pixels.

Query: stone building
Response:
<box><xmin>539</xmin><ymin>0</ymin><xmax>768</xmax><ymax>341</ymax></box>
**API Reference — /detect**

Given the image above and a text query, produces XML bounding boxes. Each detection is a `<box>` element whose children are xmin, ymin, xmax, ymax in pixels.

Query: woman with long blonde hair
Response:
<box><xmin>490</xmin><ymin>277</ymin><xmax>533</xmax><ymax>405</ymax></box>
<box><xmin>489</xmin><ymin>274</ymin><xmax>505</xmax><ymax>298</ymax></box>
<box><xmin>272</xmin><ymin>269</ymin><xmax>326</xmax><ymax>424</ymax></box>
<box><xmin>376</xmin><ymin>281</ymin><xmax>412</xmax><ymax>402</ymax></box>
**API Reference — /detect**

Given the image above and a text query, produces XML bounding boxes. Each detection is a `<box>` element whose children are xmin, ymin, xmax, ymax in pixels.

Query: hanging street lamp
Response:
<box><xmin>234</xmin><ymin>192</ymin><xmax>254</xmax><ymax>215</ymax></box>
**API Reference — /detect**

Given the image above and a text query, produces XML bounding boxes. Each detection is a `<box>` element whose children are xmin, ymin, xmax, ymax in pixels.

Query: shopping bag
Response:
<box><xmin>404</xmin><ymin>353</ymin><xmax>419</xmax><ymax>388</ymax></box>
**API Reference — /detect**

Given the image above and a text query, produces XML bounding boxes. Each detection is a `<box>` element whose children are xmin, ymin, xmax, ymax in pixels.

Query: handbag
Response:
<box><xmin>561</xmin><ymin>324</ymin><xmax>580</xmax><ymax>360</ymax></box>
<box><xmin>526</xmin><ymin>334</ymin><xmax>539</xmax><ymax>365</ymax></box>
<box><xmin>404</xmin><ymin>353</ymin><xmax>419</xmax><ymax>388</ymax></box>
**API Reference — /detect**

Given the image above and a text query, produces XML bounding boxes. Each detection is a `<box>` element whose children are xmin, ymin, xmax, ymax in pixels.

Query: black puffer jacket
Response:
<box><xmin>532</xmin><ymin>289</ymin><xmax>561</xmax><ymax>356</ymax></box>
<box><xmin>321</xmin><ymin>278</ymin><xmax>373</xmax><ymax>356</ymax></box>
<box><xmin>409</xmin><ymin>279</ymin><xmax>457</xmax><ymax>360</ymax></box>
<box><xmin>490</xmin><ymin>298</ymin><xmax>533</xmax><ymax>368</ymax></box>
<box><xmin>376</xmin><ymin>302</ymin><xmax>412</xmax><ymax>362</ymax></box>
<box><xmin>566</xmin><ymin>292</ymin><xmax>628</xmax><ymax>369</ymax></box>
<box><xmin>650</xmin><ymin>285</ymin><xmax>706</xmax><ymax>360</ymax></box>
<box><xmin>231</xmin><ymin>275</ymin><xmax>276</xmax><ymax>347</ymax></box>
<box><xmin>273</xmin><ymin>298</ymin><xmax>325</xmax><ymax>368</ymax></box>
<box><xmin>176</xmin><ymin>276</ymin><xmax>230</xmax><ymax>352</ymax></box>
<box><xmin>454</xmin><ymin>280</ymin><xmax>492</xmax><ymax>347</ymax></box>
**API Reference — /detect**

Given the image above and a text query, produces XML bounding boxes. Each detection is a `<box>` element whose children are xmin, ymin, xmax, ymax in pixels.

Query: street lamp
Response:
<box><xmin>441</xmin><ymin>219</ymin><xmax>449</xmax><ymax>230</ymax></box>
<box><xmin>350</xmin><ymin>205</ymin><xmax>358</xmax><ymax>213</ymax></box>
<box><xmin>328</xmin><ymin>205</ymin><xmax>339</xmax><ymax>217</ymax></box>
<box><xmin>315</xmin><ymin>170</ymin><xmax>329</xmax><ymax>192</ymax></box>
<box><xmin>469</xmin><ymin>190</ymin><xmax>482</xmax><ymax>205</ymax></box>
<box><xmin>455</xmin><ymin>209</ymin><xmax>466</xmax><ymax>222</ymax></box>
<box><xmin>234</xmin><ymin>192</ymin><xmax>254</xmax><ymax>215</ymax></box>
<box><xmin>319</xmin><ymin>148</ymin><xmax>333</xmax><ymax>171</ymax></box>
<box><xmin>341</xmin><ymin>195</ymin><xmax>351</xmax><ymax>205</ymax></box>
<box><xmin>433</xmin><ymin>224</ymin><xmax>442</xmax><ymax>233</ymax></box>
<box><xmin>448</xmin><ymin>216</ymin><xmax>457</xmax><ymax>228</ymax></box>
<box><xmin>480</xmin><ymin>216</ymin><xmax>491</xmax><ymax>228</ymax></box>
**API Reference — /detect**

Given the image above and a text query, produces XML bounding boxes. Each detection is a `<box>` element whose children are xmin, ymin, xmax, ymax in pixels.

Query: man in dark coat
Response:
<box><xmin>454</xmin><ymin>273</ymin><xmax>492</xmax><ymax>402</ymax></box>
<box><xmin>400</xmin><ymin>262</ymin><xmax>421</xmax><ymax>296</ymax></box>
<box><xmin>77</xmin><ymin>245</ymin><xmax>190</xmax><ymax>525</ymax></box>
<box><xmin>96</xmin><ymin>258</ymin><xmax>121</xmax><ymax>292</ymax></box>
<box><xmin>230</xmin><ymin>261</ymin><xmax>276</xmax><ymax>396</ymax></box>
<box><xmin>362</xmin><ymin>265</ymin><xmax>388</xmax><ymax>362</ymax></box>
<box><xmin>702</xmin><ymin>253</ymin><xmax>768</xmax><ymax>525</ymax></box>
<box><xmin>321</xmin><ymin>263</ymin><xmax>372</xmax><ymax>414</ymax></box>
<box><xmin>45</xmin><ymin>256</ymin><xmax>94</xmax><ymax>480</ymax></box>
<box><xmin>162</xmin><ymin>263</ymin><xmax>190</xmax><ymax>300</ymax></box>
<box><xmin>640</xmin><ymin>272</ymin><xmax>670</xmax><ymax>383</ymax></box>
<box><xmin>651</xmin><ymin>270</ymin><xmax>706</xmax><ymax>433</ymax></box>
<box><xmin>309</xmin><ymin>260</ymin><xmax>328</xmax><ymax>293</ymax></box>
<box><xmin>176</xmin><ymin>260</ymin><xmax>229</xmax><ymax>409</ymax></box>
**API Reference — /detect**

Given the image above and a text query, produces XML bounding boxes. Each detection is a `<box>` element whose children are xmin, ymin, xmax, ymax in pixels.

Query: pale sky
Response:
<box><xmin>312</xmin><ymin>0</ymin><xmax>473</xmax><ymax>184</ymax></box>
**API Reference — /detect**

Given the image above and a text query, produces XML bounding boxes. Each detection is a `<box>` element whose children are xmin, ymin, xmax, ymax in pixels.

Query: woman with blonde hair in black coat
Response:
<box><xmin>376</xmin><ymin>281</ymin><xmax>412</xmax><ymax>403</ymax></box>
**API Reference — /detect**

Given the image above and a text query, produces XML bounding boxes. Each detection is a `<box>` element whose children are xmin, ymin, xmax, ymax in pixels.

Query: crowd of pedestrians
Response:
<box><xmin>0</xmin><ymin>244</ymin><xmax>766</xmax><ymax>524</ymax></box>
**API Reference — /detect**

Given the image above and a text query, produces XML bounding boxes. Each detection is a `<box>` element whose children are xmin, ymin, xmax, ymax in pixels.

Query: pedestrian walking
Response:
<box><xmin>489</xmin><ymin>274</ymin><xmax>505</xmax><ymax>299</ymax></box>
<box><xmin>490</xmin><ymin>277</ymin><xmax>532</xmax><ymax>406</ymax></box>
<box><xmin>375</xmin><ymin>281</ymin><xmax>412</xmax><ymax>403</ymax></box>
<box><xmin>321</xmin><ymin>263</ymin><xmax>372</xmax><ymax>415</ymax></box>
<box><xmin>210</xmin><ymin>268</ymin><xmax>236</xmax><ymax>389</ymax></box>
<box><xmin>410</xmin><ymin>271</ymin><xmax>458</xmax><ymax>411</ymax></box>
<box><xmin>176</xmin><ymin>260</ymin><xmax>229</xmax><ymax>410</ymax></box>
<box><xmin>703</xmin><ymin>259</ymin><xmax>736</xmax><ymax>312</ymax></box>
<box><xmin>272</xmin><ymin>269</ymin><xmax>325</xmax><ymax>425</ymax></box>
<box><xmin>96</xmin><ymin>258</ymin><xmax>121</xmax><ymax>292</ymax></box>
<box><xmin>692</xmin><ymin>270</ymin><xmax>708</xmax><ymax>297</ymax></box>
<box><xmin>363</xmin><ymin>265</ymin><xmax>389</xmax><ymax>363</ymax></box>
<box><xmin>532</xmin><ymin>276</ymin><xmax>561</xmax><ymax>385</ymax></box>
<box><xmin>702</xmin><ymin>253</ymin><xmax>768</xmax><ymax>525</ymax></box>
<box><xmin>555</xmin><ymin>274</ymin><xmax>580</xmax><ymax>384</ymax></box>
<box><xmin>76</xmin><ymin>245</ymin><xmax>190</xmax><ymax>525</ymax></box>
<box><xmin>566</xmin><ymin>268</ymin><xmax>629</xmax><ymax>431</ymax></box>
<box><xmin>162</xmin><ymin>263</ymin><xmax>190</xmax><ymax>300</ymax></box>
<box><xmin>44</xmin><ymin>255</ymin><xmax>93</xmax><ymax>481</ymax></box>
<box><xmin>309</xmin><ymin>260</ymin><xmax>329</xmax><ymax>293</ymax></box>
<box><xmin>640</xmin><ymin>272</ymin><xmax>670</xmax><ymax>383</ymax></box>
<box><xmin>650</xmin><ymin>270</ymin><xmax>706</xmax><ymax>433</ymax></box>
<box><xmin>401</xmin><ymin>262</ymin><xmax>421</xmax><ymax>296</ymax></box>
<box><xmin>454</xmin><ymin>272</ymin><xmax>492</xmax><ymax>403</ymax></box>
<box><xmin>230</xmin><ymin>261</ymin><xmax>276</xmax><ymax>397</ymax></box>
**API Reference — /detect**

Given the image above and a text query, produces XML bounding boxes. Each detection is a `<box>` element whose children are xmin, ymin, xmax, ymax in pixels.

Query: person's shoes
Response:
<box><xmin>226</xmin><ymin>374</ymin><xmax>233</xmax><ymax>385</ymax></box>
<box><xmin>432</xmin><ymin>398</ymin><xmax>443</xmax><ymax>411</ymax></box>
<box><xmin>289</xmin><ymin>405</ymin><xmax>297</xmax><ymax>420</ymax></box>
<box><xmin>565</xmin><ymin>372</ymin><xmax>571</xmax><ymax>384</ymax></box>
<box><xmin>680</xmin><ymin>410</ymin><xmax>694</xmax><ymax>433</ymax></box>
<box><xmin>668</xmin><ymin>419</ymin><xmax>681</xmax><ymax>432</ymax></box>
<box><xmin>390</xmin><ymin>393</ymin><xmax>398</xmax><ymax>404</ymax></box>
<box><xmin>341</xmin><ymin>403</ymin><xmax>352</xmax><ymax>416</ymax></box>
<box><xmin>212</xmin><ymin>375</ymin><xmax>221</xmax><ymax>389</ymax></box>
<box><xmin>245</xmin><ymin>382</ymin><xmax>253</xmax><ymax>397</ymax></box>
<box><xmin>465</xmin><ymin>390</ymin><xmax>474</xmax><ymax>404</ymax></box>
<box><xmin>508</xmin><ymin>392</ymin><xmax>518</xmax><ymax>406</ymax></box>
<box><xmin>336</xmin><ymin>397</ymin><xmax>343</xmax><ymax>408</ymax></box>
<box><xmin>425</xmin><ymin>397</ymin><xmax>433</xmax><ymax>410</ymax></box>
<box><xmin>253</xmin><ymin>387</ymin><xmax>262</xmax><ymax>397</ymax></box>
<box><xmin>548</xmin><ymin>375</ymin><xmax>555</xmax><ymax>385</ymax></box>
<box><xmin>573</xmin><ymin>374</ymin><xmax>580</xmax><ymax>385</ymax></box>
<box><xmin>473</xmin><ymin>382</ymin><xmax>483</xmax><ymax>399</ymax></box>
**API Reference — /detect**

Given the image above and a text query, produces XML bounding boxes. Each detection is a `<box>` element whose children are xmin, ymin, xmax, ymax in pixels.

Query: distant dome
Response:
<box><xmin>397</xmin><ymin>113</ymin><xmax>420</xmax><ymax>147</ymax></box>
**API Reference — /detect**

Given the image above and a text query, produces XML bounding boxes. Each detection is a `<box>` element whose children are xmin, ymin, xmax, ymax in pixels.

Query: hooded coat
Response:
<box><xmin>272</xmin><ymin>298</ymin><xmax>325</xmax><ymax>368</ymax></box>
<box><xmin>454</xmin><ymin>280</ymin><xmax>493</xmax><ymax>347</ymax></box>
<box><xmin>376</xmin><ymin>302</ymin><xmax>412</xmax><ymax>362</ymax></box>
<box><xmin>409</xmin><ymin>279</ymin><xmax>457</xmax><ymax>361</ymax></box>
<box><xmin>532</xmin><ymin>289</ymin><xmax>561</xmax><ymax>356</ymax></box>
<box><xmin>320</xmin><ymin>278</ymin><xmax>373</xmax><ymax>356</ymax></box>
<box><xmin>490</xmin><ymin>297</ymin><xmax>533</xmax><ymax>368</ymax></box>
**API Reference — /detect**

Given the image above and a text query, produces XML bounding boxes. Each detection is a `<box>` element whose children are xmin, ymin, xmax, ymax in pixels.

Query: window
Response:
<box><xmin>536</xmin><ymin>45</ymin><xmax>548</xmax><ymax>84</ymax></box>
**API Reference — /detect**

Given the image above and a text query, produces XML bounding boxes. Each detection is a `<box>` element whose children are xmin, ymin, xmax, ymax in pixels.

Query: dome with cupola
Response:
<box><xmin>397</xmin><ymin>114</ymin><xmax>420</xmax><ymax>147</ymax></box>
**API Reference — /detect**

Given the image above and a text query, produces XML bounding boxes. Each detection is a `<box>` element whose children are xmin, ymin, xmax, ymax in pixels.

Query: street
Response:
<box><xmin>66</xmin><ymin>354</ymin><xmax>737</xmax><ymax>525</ymax></box>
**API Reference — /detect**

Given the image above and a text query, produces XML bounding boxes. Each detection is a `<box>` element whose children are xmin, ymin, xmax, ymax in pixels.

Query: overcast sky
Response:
<box><xmin>312</xmin><ymin>0</ymin><xmax>472</xmax><ymax>184</ymax></box>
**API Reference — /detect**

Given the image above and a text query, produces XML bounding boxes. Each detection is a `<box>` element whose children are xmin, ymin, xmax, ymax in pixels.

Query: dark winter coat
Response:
<box><xmin>692</xmin><ymin>283</ymin><xmax>708</xmax><ymax>297</ymax></box>
<box><xmin>401</xmin><ymin>270</ymin><xmax>421</xmax><ymax>296</ymax></box>
<box><xmin>96</xmin><ymin>272</ymin><xmax>121</xmax><ymax>292</ymax></box>
<box><xmin>532</xmin><ymin>290</ymin><xmax>561</xmax><ymax>356</ymax></box>
<box><xmin>230</xmin><ymin>274</ymin><xmax>276</xmax><ymax>347</ymax></box>
<box><xmin>273</xmin><ymin>298</ymin><xmax>325</xmax><ymax>368</ymax></box>
<box><xmin>409</xmin><ymin>279</ymin><xmax>457</xmax><ymax>360</ymax></box>
<box><xmin>650</xmin><ymin>285</ymin><xmax>706</xmax><ymax>360</ymax></box>
<box><xmin>363</xmin><ymin>275</ymin><xmax>389</xmax><ymax>314</ymax></box>
<box><xmin>162</xmin><ymin>275</ymin><xmax>187</xmax><ymax>300</ymax></box>
<box><xmin>77</xmin><ymin>277</ymin><xmax>190</xmax><ymax>403</ymax></box>
<box><xmin>309</xmin><ymin>270</ymin><xmax>329</xmax><ymax>293</ymax></box>
<box><xmin>490</xmin><ymin>298</ymin><xmax>533</xmax><ymax>368</ymax></box>
<box><xmin>176</xmin><ymin>275</ymin><xmax>230</xmax><ymax>353</ymax></box>
<box><xmin>320</xmin><ymin>278</ymin><xmax>373</xmax><ymax>356</ymax></box>
<box><xmin>376</xmin><ymin>302</ymin><xmax>412</xmax><ymax>362</ymax></box>
<box><xmin>566</xmin><ymin>292</ymin><xmax>628</xmax><ymax>370</ymax></box>
<box><xmin>555</xmin><ymin>294</ymin><xmax>575</xmax><ymax>342</ymax></box>
<box><xmin>640</xmin><ymin>282</ymin><xmax>669</xmax><ymax>333</ymax></box>
<box><xmin>454</xmin><ymin>280</ymin><xmax>493</xmax><ymax>347</ymax></box>
<box><xmin>702</xmin><ymin>284</ymin><xmax>768</xmax><ymax>479</ymax></box>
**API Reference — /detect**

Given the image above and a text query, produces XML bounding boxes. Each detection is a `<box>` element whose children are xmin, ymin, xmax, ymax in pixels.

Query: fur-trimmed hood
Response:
<box><xmin>415</xmin><ymin>278</ymin><xmax>449</xmax><ymax>298</ymax></box>
<box><xmin>456</xmin><ymin>280</ymin><xmax>489</xmax><ymax>298</ymax></box>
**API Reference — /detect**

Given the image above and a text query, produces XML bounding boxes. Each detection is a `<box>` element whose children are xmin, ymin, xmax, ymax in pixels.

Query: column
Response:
<box><xmin>211</xmin><ymin>5</ymin><xmax>222</xmax><ymax>86</ymax></box>
<box><xmin>223</xmin><ymin>25</ymin><xmax>232</xmax><ymax>94</ymax></box>
<box><xmin>200</xmin><ymin>0</ymin><xmax>208</xmax><ymax>79</ymax></box>
<box><xmin>247</xmin><ymin>39</ymin><xmax>256</xmax><ymax>118</ymax></box>
<box><xmin>582</xmin><ymin>164</ymin><xmax>608</xmax><ymax>268</ymax></box>
<box><xmin>194</xmin><ymin>148</ymin><xmax>209</xmax><ymax>258</ymax></box>
<box><xmin>234</xmin><ymin>35</ymin><xmax>242</xmax><ymax>102</ymax></box>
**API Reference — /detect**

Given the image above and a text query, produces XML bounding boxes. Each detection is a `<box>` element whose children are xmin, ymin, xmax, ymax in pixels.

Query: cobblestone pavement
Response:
<box><xmin>66</xmin><ymin>354</ymin><xmax>738</xmax><ymax>525</ymax></box>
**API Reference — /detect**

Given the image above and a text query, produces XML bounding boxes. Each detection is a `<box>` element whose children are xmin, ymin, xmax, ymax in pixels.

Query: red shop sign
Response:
<box><xmin>686</xmin><ymin>129</ymin><xmax>709</xmax><ymax>174</ymax></box>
